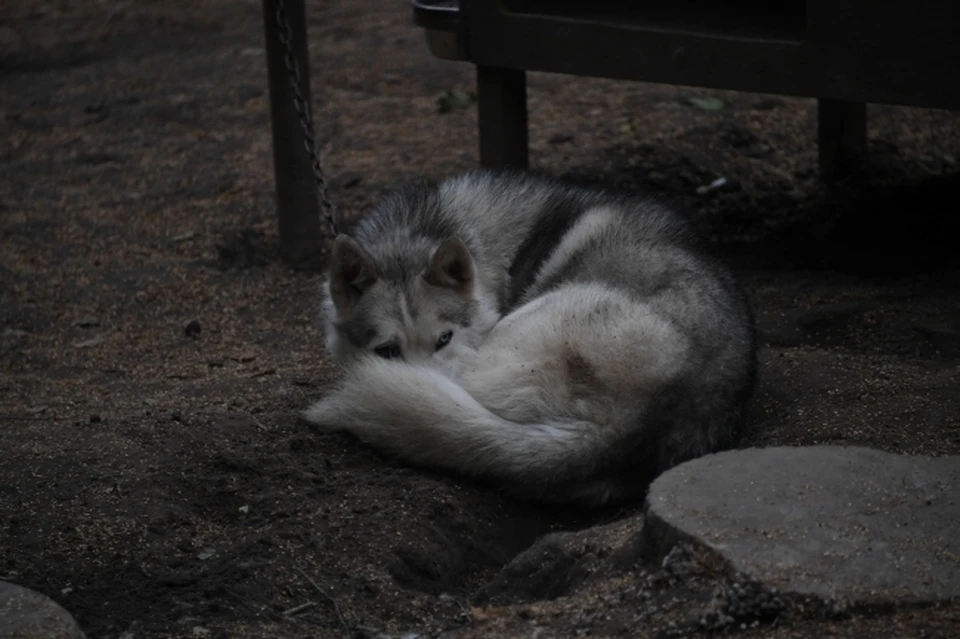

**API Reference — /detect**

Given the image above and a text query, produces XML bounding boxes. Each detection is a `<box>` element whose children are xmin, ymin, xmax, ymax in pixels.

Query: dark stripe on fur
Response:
<box><xmin>505</xmin><ymin>191</ymin><xmax>587</xmax><ymax>310</ymax></box>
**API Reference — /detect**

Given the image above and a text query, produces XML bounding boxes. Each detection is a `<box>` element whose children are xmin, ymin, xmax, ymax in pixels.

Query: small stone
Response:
<box><xmin>171</xmin><ymin>231</ymin><xmax>197</xmax><ymax>243</ymax></box>
<box><xmin>695</xmin><ymin>177</ymin><xmax>728</xmax><ymax>195</ymax></box>
<box><xmin>74</xmin><ymin>336</ymin><xmax>104</xmax><ymax>348</ymax></box>
<box><xmin>184</xmin><ymin>320</ymin><xmax>201</xmax><ymax>339</ymax></box>
<box><xmin>72</xmin><ymin>316</ymin><xmax>99</xmax><ymax>328</ymax></box>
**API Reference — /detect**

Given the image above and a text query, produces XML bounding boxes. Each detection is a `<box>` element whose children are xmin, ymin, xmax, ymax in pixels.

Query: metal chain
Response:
<box><xmin>274</xmin><ymin>0</ymin><xmax>339</xmax><ymax>237</ymax></box>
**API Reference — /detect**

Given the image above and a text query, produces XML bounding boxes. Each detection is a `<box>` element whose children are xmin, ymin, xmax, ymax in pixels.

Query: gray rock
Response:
<box><xmin>0</xmin><ymin>581</ymin><xmax>86</xmax><ymax>638</ymax></box>
<box><xmin>643</xmin><ymin>446</ymin><xmax>960</xmax><ymax>607</ymax></box>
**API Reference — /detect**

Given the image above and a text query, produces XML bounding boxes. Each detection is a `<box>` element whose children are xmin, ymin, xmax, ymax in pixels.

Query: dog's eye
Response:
<box><xmin>435</xmin><ymin>330</ymin><xmax>453</xmax><ymax>351</ymax></box>
<box><xmin>374</xmin><ymin>343</ymin><xmax>401</xmax><ymax>359</ymax></box>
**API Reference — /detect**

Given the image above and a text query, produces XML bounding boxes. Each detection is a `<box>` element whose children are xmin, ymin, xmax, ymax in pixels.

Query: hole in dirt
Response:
<box><xmin>384</xmin><ymin>494</ymin><xmax>634</xmax><ymax>602</ymax></box>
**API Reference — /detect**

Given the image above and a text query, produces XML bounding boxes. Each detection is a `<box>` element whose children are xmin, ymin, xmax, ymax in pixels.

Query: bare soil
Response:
<box><xmin>1</xmin><ymin>1</ymin><xmax>958</xmax><ymax>638</ymax></box>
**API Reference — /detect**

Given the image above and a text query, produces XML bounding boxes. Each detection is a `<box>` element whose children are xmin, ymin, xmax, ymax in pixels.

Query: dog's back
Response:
<box><xmin>315</xmin><ymin>171</ymin><xmax>756</xmax><ymax>503</ymax></box>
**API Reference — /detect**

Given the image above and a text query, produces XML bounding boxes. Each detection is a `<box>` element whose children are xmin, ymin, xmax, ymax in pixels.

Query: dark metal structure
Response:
<box><xmin>261</xmin><ymin>0</ymin><xmax>960</xmax><ymax>263</ymax></box>
<box><xmin>413</xmin><ymin>1</ymin><xmax>960</xmax><ymax>176</ymax></box>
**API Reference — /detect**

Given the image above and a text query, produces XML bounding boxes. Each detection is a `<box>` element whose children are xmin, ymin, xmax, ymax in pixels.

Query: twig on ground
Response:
<box><xmin>247</xmin><ymin>413</ymin><xmax>269</xmax><ymax>432</ymax></box>
<box><xmin>282</xmin><ymin>601</ymin><xmax>317</xmax><ymax>616</ymax></box>
<box><xmin>296</xmin><ymin>566</ymin><xmax>350</xmax><ymax>634</ymax></box>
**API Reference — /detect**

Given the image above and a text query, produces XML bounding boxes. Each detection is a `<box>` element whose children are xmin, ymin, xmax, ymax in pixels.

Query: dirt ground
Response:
<box><xmin>2</xmin><ymin>1</ymin><xmax>959</xmax><ymax>638</ymax></box>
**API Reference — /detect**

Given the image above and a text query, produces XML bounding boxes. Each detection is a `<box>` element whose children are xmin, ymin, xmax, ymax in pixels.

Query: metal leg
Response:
<box><xmin>477</xmin><ymin>66</ymin><xmax>529</xmax><ymax>170</ymax></box>
<box><xmin>262</xmin><ymin>0</ymin><xmax>325</xmax><ymax>268</ymax></box>
<box><xmin>818</xmin><ymin>99</ymin><xmax>867</xmax><ymax>180</ymax></box>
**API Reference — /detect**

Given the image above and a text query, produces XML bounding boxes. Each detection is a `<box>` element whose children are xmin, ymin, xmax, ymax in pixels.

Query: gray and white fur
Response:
<box><xmin>305</xmin><ymin>170</ymin><xmax>756</xmax><ymax>506</ymax></box>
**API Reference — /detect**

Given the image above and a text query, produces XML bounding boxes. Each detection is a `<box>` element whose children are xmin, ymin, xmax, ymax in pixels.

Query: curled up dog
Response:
<box><xmin>304</xmin><ymin>171</ymin><xmax>756</xmax><ymax>507</ymax></box>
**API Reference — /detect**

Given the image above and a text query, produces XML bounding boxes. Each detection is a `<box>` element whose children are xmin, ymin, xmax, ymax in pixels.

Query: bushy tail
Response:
<box><xmin>303</xmin><ymin>358</ymin><xmax>621</xmax><ymax>504</ymax></box>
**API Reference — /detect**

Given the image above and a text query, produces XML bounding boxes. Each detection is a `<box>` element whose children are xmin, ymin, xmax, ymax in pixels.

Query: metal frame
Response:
<box><xmin>413</xmin><ymin>0</ymin><xmax>960</xmax><ymax>178</ymax></box>
<box><xmin>260</xmin><ymin>1</ymin><xmax>960</xmax><ymax>262</ymax></box>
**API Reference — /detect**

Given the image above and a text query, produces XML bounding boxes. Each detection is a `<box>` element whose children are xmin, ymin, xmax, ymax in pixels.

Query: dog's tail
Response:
<box><xmin>303</xmin><ymin>358</ymin><xmax>624</xmax><ymax>504</ymax></box>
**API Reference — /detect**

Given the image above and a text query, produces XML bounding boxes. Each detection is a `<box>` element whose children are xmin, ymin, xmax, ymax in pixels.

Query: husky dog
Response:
<box><xmin>305</xmin><ymin>171</ymin><xmax>756</xmax><ymax>506</ymax></box>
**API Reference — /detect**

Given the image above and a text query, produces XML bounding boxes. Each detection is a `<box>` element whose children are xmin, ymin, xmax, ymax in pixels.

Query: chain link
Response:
<box><xmin>274</xmin><ymin>0</ymin><xmax>339</xmax><ymax>238</ymax></box>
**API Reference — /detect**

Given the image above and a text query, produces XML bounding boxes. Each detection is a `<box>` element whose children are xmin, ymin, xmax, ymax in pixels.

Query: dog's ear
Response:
<box><xmin>423</xmin><ymin>237</ymin><xmax>475</xmax><ymax>296</ymax></box>
<box><xmin>329</xmin><ymin>235</ymin><xmax>379</xmax><ymax>314</ymax></box>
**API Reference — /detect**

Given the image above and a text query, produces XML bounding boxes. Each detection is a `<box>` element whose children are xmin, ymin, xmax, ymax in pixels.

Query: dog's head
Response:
<box><xmin>322</xmin><ymin>233</ymin><xmax>499</xmax><ymax>371</ymax></box>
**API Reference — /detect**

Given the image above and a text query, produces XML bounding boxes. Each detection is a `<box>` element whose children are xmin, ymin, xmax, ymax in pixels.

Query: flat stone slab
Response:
<box><xmin>0</xmin><ymin>581</ymin><xmax>86</xmax><ymax>639</ymax></box>
<box><xmin>644</xmin><ymin>446</ymin><xmax>960</xmax><ymax>606</ymax></box>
